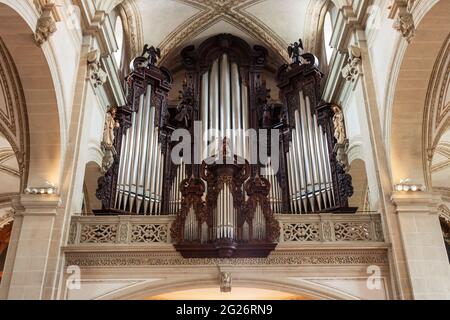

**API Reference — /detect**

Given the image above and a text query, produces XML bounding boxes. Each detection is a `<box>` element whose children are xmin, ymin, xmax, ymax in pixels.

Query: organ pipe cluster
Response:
<box><xmin>286</xmin><ymin>91</ymin><xmax>335</xmax><ymax>213</ymax></box>
<box><xmin>115</xmin><ymin>85</ymin><xmax>165</xmax><ymax>214</ymax></box>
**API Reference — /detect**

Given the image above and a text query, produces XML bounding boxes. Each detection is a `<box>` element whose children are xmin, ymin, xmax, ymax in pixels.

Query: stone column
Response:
<box><xmin>0</xmin><ymin>194</ymin><xmax>60</xmax><ymax>300</ymax></box>
<box><xmin>392</xmin><ymin>192</ymin><xmax>450</xmax><ymax>299</ymax></box>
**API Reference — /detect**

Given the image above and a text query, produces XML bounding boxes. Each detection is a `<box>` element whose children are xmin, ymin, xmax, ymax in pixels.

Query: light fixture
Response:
<box><xmin>394</xmin><ymin>179</ymin><xmax>425</xmax><ymax>193</ymax></box>
<box><xmin>24</xmin><ymin>186</ymin><xmax>57</xmax><ymax>195</ymax></box>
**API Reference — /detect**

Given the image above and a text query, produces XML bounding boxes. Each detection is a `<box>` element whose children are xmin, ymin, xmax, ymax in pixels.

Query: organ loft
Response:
<box><xmin>96</xmin><ymin>34</ymin><xmax>355</xmax><ymax>258</ymax></box>
<box><xmin>0</xmin><ymin>0</ymin><xmax>449</xmax><ymax>301</ymax></box>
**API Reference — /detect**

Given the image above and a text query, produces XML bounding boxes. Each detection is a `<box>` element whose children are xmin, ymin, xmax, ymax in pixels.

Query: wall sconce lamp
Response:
<box><xmin>394</xmin><ymin>179</ymin><xmax>426</xmax><ymax>192</ymax></box>
<box><xmin>24</xmin><ymin>186</ymin><xmax>57</xmax><ymax>195</ymax></box>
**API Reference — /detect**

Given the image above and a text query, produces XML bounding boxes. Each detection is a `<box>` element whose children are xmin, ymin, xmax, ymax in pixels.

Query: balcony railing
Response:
<box><xmin>278</xmin><ymin>213</ymin><xmax>384</xmax><ymax>243</ymax></box>
<box><xmin>67</xmin><ymin>215</ymin><xmax>174</xmax><ymax>245</ymax></box>
<box><xmin>67</xmin><ymin>213</ymin><xmax>384</xmax><ymax>246</ymax></box>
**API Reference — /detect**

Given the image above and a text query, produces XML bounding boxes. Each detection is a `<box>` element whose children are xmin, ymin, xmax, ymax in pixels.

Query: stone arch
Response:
<box><xmin>97</xmin><ymin>277</ymin><xmax>361</xmax><ymax>300</ymax></box>
<box><xmin>303</xmin><ymin>0</ymin><xmax>351</xmax><ymax>55</ymax></box>
<box><xmin>0</xmin><ymin>2</ymin><xmax>63</xmax><ymax>189</ymax></box>
<box><xmin>423</xmin><ymin>34</ymin><xmax>450</xmax><ymax>189</ymax></box>
<box><xmin>96</xmin><ymin>0</ymin><xmax>125</xmax><ymax>13</ymax></box>
<box><xmin>388</xmin><ymin>0</ymin><xmax>450</xmax><ymax>188</ymax></box>
<box><xmin>0</xmin><ymin>38</ymin><xmax>28</xmax><ymax>191</ymax></box>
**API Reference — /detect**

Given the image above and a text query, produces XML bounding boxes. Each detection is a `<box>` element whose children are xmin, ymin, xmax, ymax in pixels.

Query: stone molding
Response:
<box><xmin>391</xmin><ymin>192</ymin><xmax>442</xmax><ymax>214</ymax></box>
<box><xmin>33</xmin><ymin>0</ymin><xmax>61</xmax><ymax>47</ymax></box>
<box><xmin>64</xmin><ymin>248</ymin><xmax>389</xmax><ymax>268</ymax></box>
<box><xmin>342</xmin><ymin>46</ymin><xmax>362</xmax><ymax>83</ymax></box>
<box><xmin>388</xmin><ymin>0</ymin><xmax>416</xmax><ymax>43</ymax></box>
<box><xmin>11</xmin><ymin>194</ymin><xmax>61</xmax><ymax>217</ymax></box>
<box><xmin>87</xmin><ymin>50</ymin><xmax>108</xmax><ymax>88</ymax></box>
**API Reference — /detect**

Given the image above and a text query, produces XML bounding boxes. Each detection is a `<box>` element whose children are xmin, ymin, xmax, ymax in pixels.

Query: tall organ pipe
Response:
<box><xmin>113</xmin><ymin>85</ymin><xmax>165</xmax><ymax>215</ymax></box>
<box><xmin>143</xmin><ymin>107</ymin><xmax>155</xmax><ymax>214</ymax></box>
<box><xmin>285</xmin><ymin>92</ymin><xmax>336</xmax><ymax>213</ymax></box>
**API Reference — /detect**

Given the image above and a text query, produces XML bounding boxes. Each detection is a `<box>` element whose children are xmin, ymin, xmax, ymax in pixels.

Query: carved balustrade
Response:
<box><xmin>66</xmin><ymin>213</ymin><xmax>384</xmax><ymax>247</ymax></box>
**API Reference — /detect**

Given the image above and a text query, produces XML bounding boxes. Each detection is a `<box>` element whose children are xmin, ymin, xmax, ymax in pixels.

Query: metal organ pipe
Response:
<box><xmin>116</xmin><ymin>117</ymin><xmax>129</xmax><ymax>209</ymax></box>
<box><xmin>114</xmin><ymin>85</ymin><xmax>164</xmax><ymax>215</ymax></box>
<box><xmin>305</xmin><ymin>96</ymin><xmax>322</xmax><ymax>210</ymax></box>
<box><xmin>264</xmin><ymin>157</ymin><xmax>282</xmax><ymax>213</ymax></box>
<box><xmin>231</xmin><ymin>63</ymin><xmax>241</xmax><ymax>157</ymax></box>
<box><xmin>144</xmin><ymin>107</ymin><xmax>156</xmax><ymax>213</ymax></box>
<box><xmin>209</xmin><ymin>60</ymin><xmax>219</xmax><ymax>154</ymax></box>
<box><xmin>201</xmin><ymin>72</ymin><xmax>209</xmax><ymax>159</ymax></box>
<box><xmin>286</xmin><ymin>91</ymin><xmax>336</xmax><ymax>213</ymax></box>
<box><xmin>201</xmin><ymin>55</ymin><xmax>248</xmax><ymax>160</ymax></box>
<box><xmin>322</xmin><ymin>131</ymin><xmax>335</xmax><ymax>206</ymax></box>
<box><xmin>137</xmin><ymin>91</ymin><xmax>151</xmax><ymax>213</ymax></box>
<box><xmin>242</xmin><ymin>82</ymin><xmax>249</xmax><ymax>160</ymax></box>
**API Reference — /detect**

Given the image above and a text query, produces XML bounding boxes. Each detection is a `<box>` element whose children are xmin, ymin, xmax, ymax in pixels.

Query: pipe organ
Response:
<box><xmin>96</xmin><ymin>34</ymin><xmax>355</xmax><ymax>258</ymax></box>
<box><xmin>199</xmin><ymin>54</ymin><xmax>249</xmax><ymax>160</ymax></box>
<box><xmin>114</xmin><ymin>86</ymin><xmax>166</xmax><ymax>214</ymax></box>
<box><xmin>96</xmin><ymin>46</ymin><xmax>173</xmax><ymax>214</ymax></box>
<box><xmin>285</xmin><ymin>92</ymin><xmax>335</xmax><ymax>214</ymax></box>
<box><xmin>277</xmin><ymin>53</ymin><xmax>354</xmax><ymax>212</ymax></box>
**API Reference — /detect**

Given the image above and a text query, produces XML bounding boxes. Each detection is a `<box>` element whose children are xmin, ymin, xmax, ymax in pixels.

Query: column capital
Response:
<box><xmin>12</xmin><ymin>194</ymin><xmax>61</xmax><ymax>217</ymax></box>
<box><xmin>391</xmin><ymin>192</ymin><xmax>442</xmax><ymax>214</ymax></box>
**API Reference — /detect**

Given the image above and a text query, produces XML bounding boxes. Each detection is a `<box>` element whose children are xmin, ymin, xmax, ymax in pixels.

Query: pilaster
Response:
<box><xmin>392</xmin><ymin>192</ymin><xmax>450</xmax><ymax>300</ymax></box>
<box><xmin>0</xmin><ymin>194</ymin><xmax>60</xmax><ymax>299</ymax></box>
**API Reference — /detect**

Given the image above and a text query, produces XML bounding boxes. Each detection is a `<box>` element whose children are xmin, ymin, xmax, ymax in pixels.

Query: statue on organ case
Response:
<box><xmin>332</xmin><ymin>104</ymin><xmax>346</xmax><ymax>145</ymax></box>
<box><xmin>288</xmin><ymin>39</ymin><xmax>304</xmax><ymax>65</ymax></box>
<box><xmin>332</xmin><ymin>104</ymin><xmax>350</xmax><ymax>172</ymax></box>
<box><xmin>101</xmin><ymin>106</ymin><xmax>120</xmax><ymax>174</ymax></box>
<box><xmin>174</xmin><ymin>82</ymin><xmax>194</xmax><ymax>128</ymax></box>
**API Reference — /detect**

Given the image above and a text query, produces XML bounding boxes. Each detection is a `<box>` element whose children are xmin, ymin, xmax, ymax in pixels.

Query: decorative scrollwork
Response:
<box><xmin>80</xmin><ymin>224</ymin><xmax>117</xmax><ymax>243</ymax></box>
<box><xmin>283</xmin><ymin>223</ymin><xmax>320</xmax><ymax>242</ymax></box>
<box><xmin>334</xmin><ymin>222</ymin><xmax>370</xmax><ymax>241</ymax></box>
<box><xmin>131</xmin><ymin>224</ymin><xmax>168</xmax><ymax>243</ymax></box>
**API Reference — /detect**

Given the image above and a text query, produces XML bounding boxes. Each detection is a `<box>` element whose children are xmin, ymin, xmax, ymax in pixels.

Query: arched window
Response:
<box><xmin>114</xmin><ymin>16</ymin><xmax>124</xmax><ymax>68</ymax></box>
<box><xmin>323</xmin><ymin>11</ymin><xmax>334</xmax><ymax>64</ymax></box>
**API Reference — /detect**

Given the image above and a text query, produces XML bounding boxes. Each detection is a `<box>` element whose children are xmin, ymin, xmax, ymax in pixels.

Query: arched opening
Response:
<box><xmin>323</xmin><ymin>11</ymin><xmax>334</xmax><ymax>64</ymax></box>
<box><xmin>146</xmin><ymin>287</ymin><xmax>315</xmax><ymax>300</ymax></box>
<box><xmin>81</xmin><ymin>161</ymin><xmax>102</xmax><ymax>214</ymax></box>
<box><xmin>0</xmin><ymin>221</ymin><xmax>12</xmax><ymax>283</ymax></box>
<box><xmin>0</xmin><ymin>133</ymin><xmax>20</xmax><ymax>197</ymax></box>
<box><xmin>348</xmin><ymin>159</ymin><xmax>370</xmax><ymax>212</ymax></box>
<box><xmin>389</xmin><ymin>0</ymin><xmax>450</xmax><ymax>188</ymax></box>
<box><xmin>114</xmin><ymin>16</ymin><xmax>124</xmax><ymax>69</ymax></box>
<box><xmin>97</xmin><ymin>278</ymin><xmax>358</xmax><ymax>300</ymax></box>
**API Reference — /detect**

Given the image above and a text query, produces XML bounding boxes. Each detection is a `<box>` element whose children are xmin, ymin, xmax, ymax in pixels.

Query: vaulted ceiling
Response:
<box><xmin>132</xmin><ymin>0</ymin><xmax>323</xmax><ymax>65</ymax></box>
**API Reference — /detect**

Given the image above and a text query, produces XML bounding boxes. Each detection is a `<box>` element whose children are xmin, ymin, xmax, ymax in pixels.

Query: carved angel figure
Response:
<box><xmin>33</xmin><ymin>15</ymin><xmax>57</xmax><ymax>46</ymax></box>
<box><xmin>174</xmin><ymin>96</ymin><xmax>193</xmax><ymax>128</ymax></box>
<box><xmin>220</xmin><ymin>272</ymin><xmax>232</xmax><ymax>293</ymax></box>
<box><xmin>393</xmin><ymin>12</ymin><xmax>415</xmax><ymax>43</ymax></box>
<box><xmin>101</xmin><ymin>107</ymin><xmax>120</xmax><ymax>173</ymax></box>
<box><xmin>142</xmin><ymin>44</ymin><xmax>161</xmax><ymax>65</ymax></box>
<box><xmin>332</xmin><ymin>105</ymin><xmax>346</xmax><ymax>145</ymax></box>
<box><xmin>288</xmin><ymin>39</ymin><xmax>304</xmax><ymax>64</ymax></box>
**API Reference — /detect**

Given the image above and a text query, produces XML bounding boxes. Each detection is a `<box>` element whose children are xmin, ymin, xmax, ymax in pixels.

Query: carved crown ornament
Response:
<box><xmin>87</xmin><ymin>50</ymin><xmax>108</xmax><ymax>88</ymax></box>
<box><xmin>388</xmin><ymin>0</ymin><xmax>416</xmax><ymax>43</ymax></box>
<box><xmin>341</xmin><ymin>46</ymin><xmax>362</xmax><ymax>83</ymax></box>
<box><xmin>33</xmin><ymin>0</ymin><xmax>61</xmax><ymax>47</ymax></box>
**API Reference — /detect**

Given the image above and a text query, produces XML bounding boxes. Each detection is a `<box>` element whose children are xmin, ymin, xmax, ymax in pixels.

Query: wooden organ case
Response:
<box><xmin>96</xmin><ymin>34</ymin><xmax>354</xmax><ymax>259</ymax></box>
